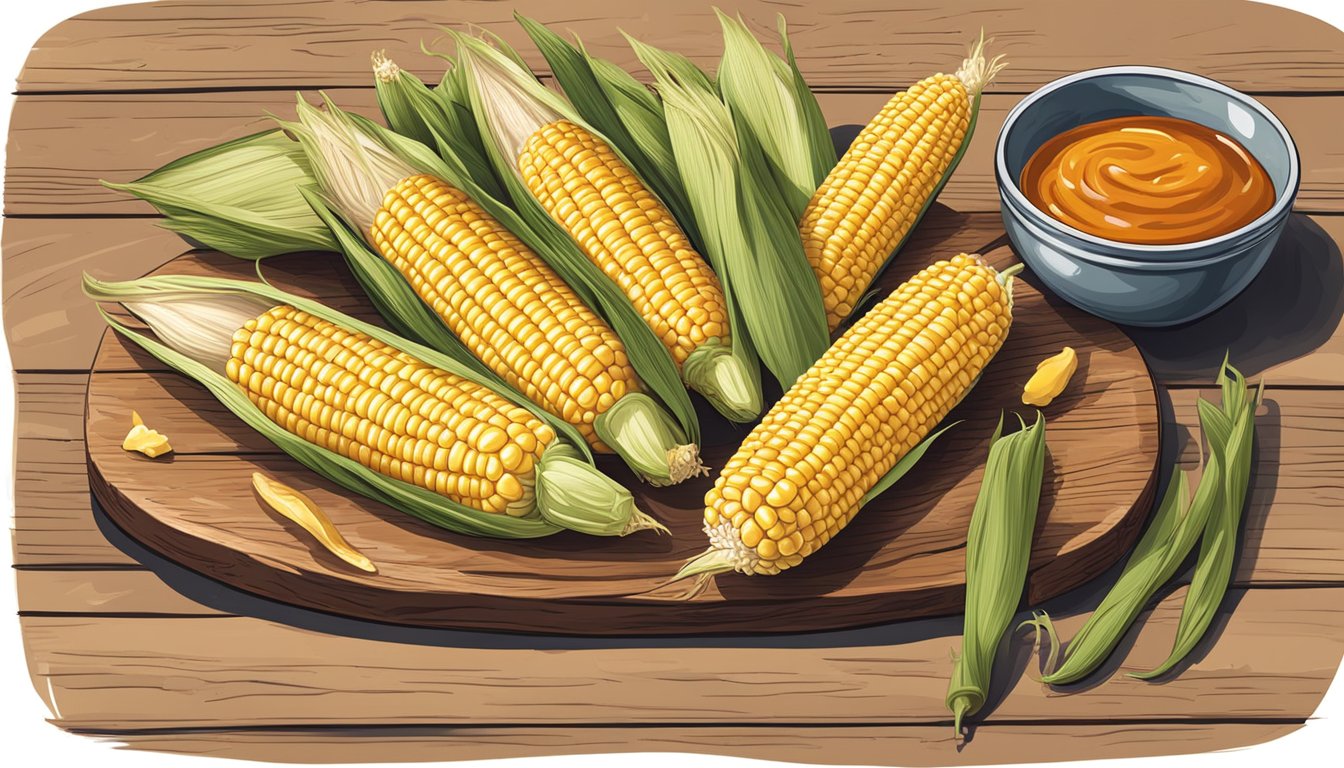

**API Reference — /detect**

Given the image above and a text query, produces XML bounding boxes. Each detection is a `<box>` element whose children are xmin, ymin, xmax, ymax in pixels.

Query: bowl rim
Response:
<box><xmin>995</xmin><ymin>65</ymin><xmax>1301</xmax><ymax>254</ymax></box>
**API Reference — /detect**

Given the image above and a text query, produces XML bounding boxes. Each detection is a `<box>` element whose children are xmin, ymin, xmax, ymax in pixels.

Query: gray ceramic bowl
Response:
<box><xmin>995</xmin><ymin>66</ymin><xmax>1300</xmax><ymax>326</ymax></box>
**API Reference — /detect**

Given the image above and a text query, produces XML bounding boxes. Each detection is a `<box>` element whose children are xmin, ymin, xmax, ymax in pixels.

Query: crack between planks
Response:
<box><xmin>57</xmin><ymin>716</ymin><xmax>1311</xmax><ymax>737</ymax></box>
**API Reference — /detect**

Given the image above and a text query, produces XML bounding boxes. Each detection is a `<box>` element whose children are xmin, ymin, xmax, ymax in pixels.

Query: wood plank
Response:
<box><xmin>89</xmin><ymin>722</ymin><xmax>1304</xmax><ymax>766</ymax></box>
<box><xmin>2</xmin><ymin>219</ymin><xmax>191</xmax><ymax>371</ymax></box>
<box><xmin>10</xmin><ymin>211</ymin><xmax>1344</xmax><ymax>388</ymax></box>
<box><xmin>14</xmin><ymin>380</ymin><xmax>1344</xmax><ymax>581</ymax></box>
<box><xmin>1</xmin><ymin>208</ymin><xmax>1003</xmax><ymax>372</ymax></box>
<box><xmin>9</xmin><ymin>91</ymin><xmax>1344</xmax><ymax>216</ymax></box>
<box><xmin>11</xmin><ymin>374</ymin><xmax>137</xmax><ymax>566</ymax></box>
<box><xmin>19</xmin><ymin>586</ymin><xmax>1344</xmax><ymax>729</ymax></box>
<box><xmin>17</xmin><ymin>0</ymin><xmax>1344</xmax><ymax>93</ymax></box>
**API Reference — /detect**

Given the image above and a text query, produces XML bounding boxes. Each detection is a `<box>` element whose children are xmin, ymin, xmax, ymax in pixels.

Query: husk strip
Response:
<box><xmin>1130</xmin><ymin>363</ymin><xmax>1260</xmax><ymax>679</ymax></box>
<box><xmin>715</xmin><ymin>11</ymin><xmax>836</xmax><ymax>221</ymax></box>
<box><xmin>1042</xmin><ymin>468</ymin><xmax>1213</xmax><ymax>684</ymax></box>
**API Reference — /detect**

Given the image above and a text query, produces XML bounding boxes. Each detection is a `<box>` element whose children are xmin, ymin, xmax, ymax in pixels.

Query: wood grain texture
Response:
<box><xmin>16</xmin><ymin>378</ymin><xmax>1344</xmax><ymax>580</ymax></box>
<box><xmin>9</xmin><ymin>92</ymin><xmax>1344</xmax><ymax>216</ymax></box>
<box><xmin>20</xmin><ymin>586</ymin><xmax>1344</xmax><ymax>729</ymax></box>
<box><xmin>84</xmin><ymin>723</ymin><xmax>1305</xmax><ymax>766</ymax></box>
<box><xmin>10</xmin><ymin>211</ymin><xmax>1344</xmax><ymax>388</ymax></box>
<box><xmin>6</xmin><ymin>0</ymin><xmax>1344</xmax><ymax>760</ymax></box>
<box><xmin>17</xmin><ymin>0</ymin><xmax>1344</xmax><ymax>93</ymax></box>
<box><xmin>82</xmin><ymin>244</ymin><xmax>1159</xmax><ymax>635</ymax></box>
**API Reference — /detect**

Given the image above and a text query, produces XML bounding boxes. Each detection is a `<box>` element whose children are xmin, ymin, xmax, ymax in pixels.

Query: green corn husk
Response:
<box><xmin>515</xmin><ymin>14</ymin><xmax>702</xmax><ymax>252</ymax></box>
<box><xmin>83</xmin><ymin>273</ymin><xmax>665</xmax><ymax>539</ymax></box>
<box><xmin>277</xmin><ymin>93</ymin><xmax>702</xmax><ymax>484</ymax></box>
<box><xmin>715</xmin><ymin>11</ymin><xmax>837</xmax><ymax>221</ymax></box>
<box><xmin>631</xmin><ymin>34</ymin><xmax>829</xmax><ymax>388</ymax></box>
<box><xmin>947</xmin><ymin>412</ymin><xmax>1047</xmax><ymax>737</ymax></box>
<box><xmin>1040</xmin><ymin>360</ymin><xmax>1259</xmax><ymax>686</ymax></box>
<box><xmin>451</xmin><ymin>32</ymin><xmax>756</xmax><ymax>426</ymax></box>
<box><xmin>1040</xmin><ymin>467</ymin><xmax>1205</xmax><ymax>686</ymax></box>
<box><xmin>102</xmin><ymin>130</ymin><xmax>337</xmax><ymax>259</ymax></box>
<box><xmin>371</xmin><ymin>51</ymin><xmax>507</xmax><ymax>203</ymax></box>
<box><xmin>1130</xmin><ymin>363</ymin><xmax>1261</xmax><ymax>679</ymax></box>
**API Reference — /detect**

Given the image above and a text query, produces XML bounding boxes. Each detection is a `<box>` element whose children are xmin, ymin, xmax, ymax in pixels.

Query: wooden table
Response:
<box><xmin>5</xmin><ymin>1</ymin><xmax>1344</xmax><ymax>763</ymax></box>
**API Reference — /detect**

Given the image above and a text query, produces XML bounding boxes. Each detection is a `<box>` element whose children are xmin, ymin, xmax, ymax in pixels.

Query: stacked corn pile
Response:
<box><xmin>97</xmin><ymin>13</ymin><xmax>1008</xmax><ymax>576</ymax></box>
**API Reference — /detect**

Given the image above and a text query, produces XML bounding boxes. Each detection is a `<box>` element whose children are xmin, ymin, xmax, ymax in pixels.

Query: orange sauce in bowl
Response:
<box><xmin>1020</xmin><ymin>116</ymin><xmax>1274</xmax><ymax>245</ymax></box>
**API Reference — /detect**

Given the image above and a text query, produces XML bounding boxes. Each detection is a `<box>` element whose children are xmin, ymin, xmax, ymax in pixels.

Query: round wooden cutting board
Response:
<box><xmin>86</xmin><ymin>219</ymin><xmax>1160</xmax><ymax>636</ymax></box>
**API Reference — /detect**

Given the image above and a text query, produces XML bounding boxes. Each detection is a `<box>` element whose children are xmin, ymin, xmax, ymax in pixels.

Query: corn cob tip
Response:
<box><xmin>683</xmin><ymin>347</ymin><xmax>764</xmax><ymax>423</ymax></box>
<box><xmin>664</xmin><ymin>443</ymin><xmax>710</xmax><ymax>486</ymax></box>
<box><xmin>650</xmin><ymin>540</ymin><xmax>744</xmax><ymax>600</ymax></box>
<box><xmin>371</xmin><ymin>50</ymin><xmax>401</xmax><ymax>83</ymax></box>
<box><xmin>954</xmin><ymin>29</ymin><xmax>1007</xmax><ymax>96</ymax></box>
<box><xmin>667</xmin><ymin>521</ymin><xmax>761</xmax><ymax>585</ymax></box>
<box><xmin>951</xmin><ymin>697</ymin><xmax>970</xmax><ymax>740</ymax></box>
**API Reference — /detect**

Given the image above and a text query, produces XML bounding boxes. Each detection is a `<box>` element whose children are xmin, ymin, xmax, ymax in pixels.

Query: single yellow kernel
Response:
<box><xmin>1022</xmin><ymin>346</ymin><xmax>1078</xmax><ymax>407</ymax></box>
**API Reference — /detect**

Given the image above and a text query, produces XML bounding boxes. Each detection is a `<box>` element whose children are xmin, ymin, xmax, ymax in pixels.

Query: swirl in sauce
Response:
<box><xmin>1020</xmin><ymin>116</ymin><xmax>1274</xmax><ymax>245</ymax></box>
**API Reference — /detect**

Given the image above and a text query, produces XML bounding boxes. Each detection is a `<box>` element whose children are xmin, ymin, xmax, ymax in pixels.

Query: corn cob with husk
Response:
<box><xmin>676</xmin><ymin>255</ymin><xmax>1023</xmax><ymax>583</ymax></box>
<box><xmin>84</xmin><ymin>274</ymin><xmax>664</xmax><ymax>538</ymax></box>
<box><xmin>514</xmin><ymin>14</ymin><xmax>701</xmax><ymax>254</ymax></box>
<box><xmin>277</xmin><ymin>95</ymin><xmax>705</xmax><ymax>486</ymax></box>
<box><xmin>451</xmin><ymin>33</ymin><xmax>763</xmax><ymax>423</ymax></box>
<box><xmin>801</xmin><ymin>33</ymin><xmax>1007</xmax><ymax>331</ymax></box>
<box><xmin>627</xmin><ymin>33</ymin><xmax>831</xmax><ymax>391</ymax></box>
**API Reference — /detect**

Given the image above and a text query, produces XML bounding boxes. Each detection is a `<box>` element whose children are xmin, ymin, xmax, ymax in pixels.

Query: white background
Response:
<box><xmin>1</xmin><ymin>1</ymin><xmax>1341</xmax><ymax>766</ymax></box>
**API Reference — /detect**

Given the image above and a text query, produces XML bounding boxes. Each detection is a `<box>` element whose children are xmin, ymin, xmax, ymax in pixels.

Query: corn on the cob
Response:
<box><xmin>281</xmin><ymin>96</ymin><xmax>704</xmax><ymax>485</ymax></box>
<box><xmin>677</xmin><ymin>255</ymin><xmax>1022</xmax><ymax>582</ymax></box>
<box><xmin>229</xmin><ymin>304</ymin><xmax>556</xmax><ymax>516</ymax></box>
<box><xmin>800</xmin><ymin>34</ymin><xmax>1006</xmax><ymax>331</ymax></box>
<box><xmin>516</xmin><ymin>120</ymin><xmax>729</xmax><ymax>366</ymax></box>
<box><xmin>457</xmin><ymin>37</ymin><xmax>761</xmax><ymax>422</ymax></box>
<box><xmin>85</xmin><ymin>274</ymin><xmax>664</xmax><ymax>538</ymax></box>
<box><xmin>371</xmin><ymin>172</ymin><xmax>636</xmax><ymax>451</ymax></box>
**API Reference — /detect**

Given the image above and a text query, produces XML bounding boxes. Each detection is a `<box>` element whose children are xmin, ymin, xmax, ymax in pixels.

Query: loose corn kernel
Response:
<box><xmin>1022</xmin><ymin>346</ymin><xmax>1078</xmax><ymax>407</ymax></box>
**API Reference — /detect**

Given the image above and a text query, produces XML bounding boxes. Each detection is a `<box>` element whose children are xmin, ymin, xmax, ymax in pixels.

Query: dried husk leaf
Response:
<box><xmin>252</xmin><ymin>472</ymin><xmax>377</xmax><ymax>573</ymax></box>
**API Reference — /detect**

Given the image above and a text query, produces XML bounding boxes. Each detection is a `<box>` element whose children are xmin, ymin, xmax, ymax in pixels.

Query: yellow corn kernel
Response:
<box><xmin>371</xmin><ymin>174</ymin><xmax>643</xmax><ymax>451</ymax></box>
<box><xmin>122</xmin><ymin>411</ymin><xmax>173</xmax><ymax>458</ymax></box>
<box><xmin>694</xmin><ymin>255</ymin><xmax>1017</xmax><ymax>576</ymax></box>
<box><xmin>228</xmin><ymin>305</ymin><xmax>554</xmax><ymax>517</ymax></box>
<box><xmin>517</xmin><ymin>120</ymin><xmax>729</xmax><ymax>367</ymax></box>
<box><xmin>1022</xmin><ymin>346</ymin><xmax>1078</xmax><ymax>407</ymax></box>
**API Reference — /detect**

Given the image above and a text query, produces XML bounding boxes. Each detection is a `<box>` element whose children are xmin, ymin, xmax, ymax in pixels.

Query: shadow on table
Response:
<box><xmin>1124</xmin><ymin>214</ymin><xmax>1344</xmax><ymax>381</ymax></box>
